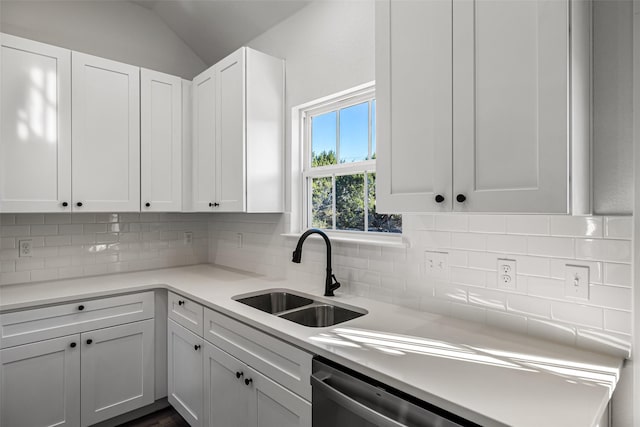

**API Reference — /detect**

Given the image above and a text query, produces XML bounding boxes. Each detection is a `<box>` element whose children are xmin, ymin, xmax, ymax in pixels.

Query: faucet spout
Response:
<box><xmin>291</xmin><ymin>229</ymin><xmax>340</xmax><ymax>296</ymax></box>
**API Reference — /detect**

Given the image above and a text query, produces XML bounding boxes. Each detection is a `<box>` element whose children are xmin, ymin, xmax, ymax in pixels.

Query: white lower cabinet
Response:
<box><xmin>0</xmin><ymin>335</ymin><xmax>81</xmax><ymax>427</ymax></box>
<box><xmin>203</xmin><ymin>342</ymin><xmax>311</xmax><ymax>427</ymax></box>
<box><xmin>80</xmin><ymin>319</ymin><xmax>155</xmax><ymax>426</ymax></box>
<box><xmin>0</xmin><ymin>292</ymin><xmax>156</xmax><ymax>427</ymax></box>
<box><xmin>168</xmin><ymin>319</ymin><xmax>204</xmax><ymax>427</ymax></box>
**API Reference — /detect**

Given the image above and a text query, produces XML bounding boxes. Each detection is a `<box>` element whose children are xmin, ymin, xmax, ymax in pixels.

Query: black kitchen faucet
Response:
<box><xmin>291</xmin><ymin>229</ymin><xmax>340</xmax><ymax>297</ymax></box>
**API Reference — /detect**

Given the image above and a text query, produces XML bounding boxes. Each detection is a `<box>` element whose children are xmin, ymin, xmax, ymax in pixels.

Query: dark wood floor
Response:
<box><xmin>118</xmin><ymin>407</ymin><xmax>189</xmax><ymax>427</ymax></box>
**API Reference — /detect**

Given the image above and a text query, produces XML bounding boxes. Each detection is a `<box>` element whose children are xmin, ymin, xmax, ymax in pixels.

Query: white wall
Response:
<box><xmin>247</xmin><ymin>0</ymin><xmax>375</xmax><ymax>212</ymax></box>
<box><xmin>0</xmin><ymin>0</ymin><xmax>207</xmax><ymax>79</ymax></box>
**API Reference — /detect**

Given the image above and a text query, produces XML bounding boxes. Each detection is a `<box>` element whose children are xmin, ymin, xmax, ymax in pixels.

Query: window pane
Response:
<box><xmin>336</xmin><ymin>174</ymin><xmax>365</xmax><ymax>231</ymax></box>
<box><xmin>371</xmin><ymin>100</ymin><xmax>376</xmax><ymax>159</ymax></box>
<box><xmin>367</xmin><ymin>173</ymin><xmax>402</xmax><ymax>233</ymax></box>
<box><xmin>311</xmin><ymin>112</ymin><xmax>337</xmax><ymax>167</ymax></box>
<box><xmin>311</xmin><ymin>177</ymin><xmax>333</xmax><ymax>229</ymax></box>
<box><xmin>339</xmin><ymin>102</ymin><xmax>369</xmax><ymax>163</ymax></box>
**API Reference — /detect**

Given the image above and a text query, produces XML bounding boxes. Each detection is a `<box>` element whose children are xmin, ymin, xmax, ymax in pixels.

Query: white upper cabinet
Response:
<box><xmin>141</xmin><ymin>68</ymin><xmax>182</xmax><ymax>212</ymax></box>
<box><xmin>0</xmin><ymin>34</ymin><xmax>72</xmax><ymax>213</ymax></box>
<box><xmin>192</xmin><ymin>47</ymin><xmax>284</xmax><ymax>213</ymax></box>
<box><xmin>375</xmin><ymin>0</ymin><xmax>453</xmax><ymax>213</ymax></box>
<box><xmin>192</xmin><ymin>65</ymin><xmax>217</xmax><ymax>212</ymax></box>
<box><xmin>376</xmin><ymin>0</ymin><xmax>589</xmax><ymax>214</ymax></box>
<box><xmin>72</xmin><ymin>51</ymin><xmax>140</xmax><ymax>212</ymax></box>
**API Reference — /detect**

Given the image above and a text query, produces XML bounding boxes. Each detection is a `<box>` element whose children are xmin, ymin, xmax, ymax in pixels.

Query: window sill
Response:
<box><xmin>281</xmin><ymin>232</ymin><xmax>408</xmax><ymax>248</ymax></box>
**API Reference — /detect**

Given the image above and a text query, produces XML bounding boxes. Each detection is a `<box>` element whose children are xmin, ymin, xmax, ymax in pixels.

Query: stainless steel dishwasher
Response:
<box><xmin>311</xmin><ymin>357</ymin><xmax>479</xmax><ymax>427</ymax></box>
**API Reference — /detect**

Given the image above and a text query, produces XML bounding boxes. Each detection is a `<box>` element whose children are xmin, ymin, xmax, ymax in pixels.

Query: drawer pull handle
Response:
<box><xmin>236</xmin><ymin>371</ymin><xmax>244</xmax><ymax>379</ymax></box>
<box><xmin>194</xmin><ymin>344</ymin><xmax>201</xmax><ymax>351</ymax></box>
<box><xmin>456</xmin><ymin>194</ymin><xmax>466</xmax><ymax>203</ymax></box>
<box><xmin>178</xmin><ymin>300</ymin><xmax>185</xmax><ymax>306</ymax></box>
<box><xmin>244</xmin><ymin>378</ymin><xmax>253</xmax><ymax>386</ymax></box>
<box><xmin>78</xmin><ymin>305</ymin><xmax>85</xmax><ymax>311</ymax></box>
<box><xmin>435</xmin><ymin>194</ymin><xmax>445</xmax><ymax>203</ymax></box>
<box><xmin>62</xmin><ymin>201</ymin><xmax>69</xmax><ymax>207</ymax></box>
<box><xmin>86</xmin><ymin>339</ymin><xmax>93</xmax><ymax>345</ymax></box>
<box><xmin>76</xmin><ymin>202</ymin><xmax>83</xmax><ymax>207</ymax></box>
<box><xmin>70</xmin><ymin>342</ymin><xmax>77</xmax><ymax>348</ymax></box>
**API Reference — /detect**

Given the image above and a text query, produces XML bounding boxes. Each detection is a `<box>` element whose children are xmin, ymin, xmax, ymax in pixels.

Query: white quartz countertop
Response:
<box><xmin>0</xmin><ymin>264</ymin><xmax>623</xmax><ymax>427</ymax></box>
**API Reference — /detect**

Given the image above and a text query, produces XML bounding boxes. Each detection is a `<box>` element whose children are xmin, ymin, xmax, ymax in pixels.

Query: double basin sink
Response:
<box><xmin>233</xmin><ymin>289</ymin><xmax>367</xmax><ymax>327</ymax></box>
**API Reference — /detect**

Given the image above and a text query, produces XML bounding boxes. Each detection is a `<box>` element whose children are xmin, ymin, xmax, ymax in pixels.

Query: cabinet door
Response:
<box><xmin>452</xmin><ymin>0</ymin><xmax>569</xmax><ymax>213</ymax></box>
<box><xmin>141</xmin><ymin>68</ymin><xmax>182</xmax><ymax>212</ymax></box>
<box><xmin>192</xmin><ymin>66</ymin><xmax>217</xmax><ymax>211</ymax></box>
<box><xmin>247</xmin><ymin>366</ymin><xmax>311</xmax><ymax>427</ymax></box>
<box><xmin>168</xmin><ymin>319</ymin><xmax>204</xmax><ymax>426</ymax></box>
<box><xmin>80</xmin><ymin>319</ymin><xmax>154</xmax><ymax>426</ymax></box>
<box><xmin>375</xmin><ymin>0</ymin><xmax>453</xmax><ymax>213</ymax></box>
<box><xmin>0</xmin><ymin>335</ymin><xmax>80</xmax><ymax>427</ymax></box>
<box><xmin>215</xmin><ymin>48</ymin><xmax>246</xmax><ymax>212</ymax></box>
<box><xmin>203</xmin><ymin>342</ymin><xmax>249</xmax><ymax>427</ymax></box>
<box><xmin>0</xmin><ymin>34</ymin><xmax>72</xmax><ymax>212</ymax></box>
<box><xmin>72</xmin><ymin>51</ymin><xmax>140</xmax><ymax>212</ymax></box>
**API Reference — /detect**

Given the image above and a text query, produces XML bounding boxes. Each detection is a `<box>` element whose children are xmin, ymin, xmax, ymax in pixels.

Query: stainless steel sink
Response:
<box><xmin>234</xmin><ymin>291</ymin><xmax>313</xmax><ymax>314</ymax></box>
<box><xmin>233</xmin><ymin>289</ymin><xmax>367</xmax><ymax>327</ymax></box>
<box><xmin>278</xmin><ymin>304</ymin><xmax>366</xmax><ymax>327</ymax></box>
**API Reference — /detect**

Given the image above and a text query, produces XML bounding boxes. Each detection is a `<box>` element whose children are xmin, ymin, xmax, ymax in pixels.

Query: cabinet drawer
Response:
<box><xmin>168</xmin><ymin>292</ymin><xmax>203</xmax><ymax>336</ymax></box>
<box><xmin>204</xmin><ymin>308</ymin><xmax>312</xmax><ymax>401</ymax></box>
<box><xmin>0</xmin><ymin>292</ymin><xmax>154</xmax><ymax>349</ymax></box>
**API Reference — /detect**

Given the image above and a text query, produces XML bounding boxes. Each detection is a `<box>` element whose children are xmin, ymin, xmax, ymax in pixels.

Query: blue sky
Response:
<box><xmin>311</xmin><ymin>101</ymin><xmax>375</xmax><ymax>163</ymax></box>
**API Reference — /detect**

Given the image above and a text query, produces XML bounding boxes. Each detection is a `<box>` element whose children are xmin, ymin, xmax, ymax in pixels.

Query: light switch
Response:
<box><xmin>564</xmin><ymin>265</ymin><xmax>589</xmax><ymax>300</ymax></box>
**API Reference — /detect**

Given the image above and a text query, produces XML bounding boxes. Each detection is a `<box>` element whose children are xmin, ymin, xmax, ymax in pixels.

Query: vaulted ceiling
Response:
<box><xmin>131</xmin><ymin>0</ymin><xmax>311</xmax><ymax>65</ymax></box>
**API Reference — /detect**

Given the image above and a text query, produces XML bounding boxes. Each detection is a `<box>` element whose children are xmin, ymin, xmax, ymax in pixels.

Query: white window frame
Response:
<box><xmin>288</xmin><ymin>82</ymin><xmax>402</xmax><ymax>243</ymax></box>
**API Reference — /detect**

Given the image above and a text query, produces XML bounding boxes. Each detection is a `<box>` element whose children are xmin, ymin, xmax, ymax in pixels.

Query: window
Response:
<box><xmin>301</xmin><ymin>85</ymin><xmax>401</xmax><ymax>234</ymax></box>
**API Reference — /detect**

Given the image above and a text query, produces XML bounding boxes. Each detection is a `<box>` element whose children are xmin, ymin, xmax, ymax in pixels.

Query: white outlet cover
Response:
<box><xmin>183</xmin><ymin>232</ymin><xmax>193</xmax><ymax>245</ymax></box>
<box><xmin>424</xmin><ymin>251</ymin><xmax>448</xmax><ymax>280</ymax></box>
<box><xmin>565</xmin><ymin>265</ymin><xmax>589</xmax><ymax>300</ymax></box>
<box><xmin>497</xmin><ymin>258</ymin><xmax>516</xmax><ymax>290</ymax></box>
<box><xmin>18</xmin><ymin>239</ymin><xmax>32</xmax><ymax>258</ymax></box>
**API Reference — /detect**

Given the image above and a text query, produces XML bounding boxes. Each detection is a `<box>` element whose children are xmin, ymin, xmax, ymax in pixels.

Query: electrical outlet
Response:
<box><xmin>565</xmin><ymin>265</ymin><xmax>589</xmax><ymax>300</ymax></box>
<box><xmin>424</xmin><ymin>251</ymin><xmax>448</xmax><ymax>280</ymax></box>
<box><xmin>183</xmin><ymin>232</ymin><xmax>193</xmax><ymax>246</ymax></box>
<box><xmin>19</xmin><ymin>240</ymin><xmax>32</xmax><ymax>258</ymax></box>
<box><xmin>497</xmin><ymin>258</ymin><xmax>516</xmax><ymax>290</ymax></box>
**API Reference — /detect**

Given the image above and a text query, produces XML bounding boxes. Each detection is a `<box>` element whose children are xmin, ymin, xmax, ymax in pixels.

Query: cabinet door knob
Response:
<box><xmin>78</xmin><ymin>305</ymin><xmax>85</xmax><ymax>311</ymax></box>
<box><xmin>86</xmin><ymin>339</ymin><xmax>93</xmax><ymax>345</ymax></box>
<box><xmin>62</xmin><ymin>202</ymin><xmax>69</xmax><ymax>207</ymax></box>
<box><xmin>456</xmin><ymin>194</ymin><xmax>466</xmax><ymax>203</ymax></box>
<box><xmin>194</xmin><ymin>344</ymin><xmax>201</xmax><ymax>351</ymax></box>
<box><xmin>244</xmin><ymin>378</ymin><xmax>253</xmax><ymax>386</ymax></box>
<box><xmin>178</xmin><ymin>300</ymin><xmax>185</xmax><ymax>306</ymax></box>
<box><xmin>70</xmin><ymin>342</ymin><xmax>77</xmax><ymax>348</ymax></box>
<box><xmin>76</xmin><ymin>202</ymin><xmax>83</xmax><ymax>207</ymax></box>
<box><xmin>145</xmin><ymin>202</ymin><xmax>151</xmax><ymax>207</ymax></box>
<box><xmin>236</xmin><ymin>371</ymin><xmax>244</xmax><ymax>379</ymax></box>
<box><xmin>435</xmin><ymin>194</ymin><xmax>445</xmax><ymax>203</ymax></box>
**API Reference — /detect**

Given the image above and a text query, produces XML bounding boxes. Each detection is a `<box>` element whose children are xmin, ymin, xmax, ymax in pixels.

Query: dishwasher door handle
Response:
<box><xmin>311</xmin><ymin>373</ymin><xmax>407</xmax><ymax>427</ymax></box>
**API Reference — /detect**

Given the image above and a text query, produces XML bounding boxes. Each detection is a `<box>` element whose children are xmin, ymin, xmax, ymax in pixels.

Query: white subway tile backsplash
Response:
<box><xmin>549</xmin><ymin>216</ymin><xmax>603</xmax><ymax>238</ymax></box>
<box><xmin>468</xmin><ymin>288</ymin><xmax>506</xmax><ymax>310</ymax></box>
<box><xmin>604</xmin><ymin>310</ymin><xmax>632</xmax><ymax>335</ymax></box>
<box><xmin>16</xmin><ymin>214</ymin><xmax>44</xmax><ymax>225</ymax></box>
<box><xmin>527</xmin><ymin>236</ymin><xmax>574</xmax><ymax>258</ymax></box>
<box><xmin>604</xmin><ymin>216</ymin><xmax>632</xmax><ymax>240</ymax></box>
<box><xmin>575</xmin><ymin>239</ymin><xmax>631</xmax><ymax>263</ymax></box>
<box><xmin>450</xmin><ymin>267</ymin><xmax>486</xmax><ymax>287</ymax></box>
<box><xmin>419</xmin><ymin>230</ymin><xmax>452</xmax><ymax>249</ymax></box>
<box><xmin>506</xmin><ymin>294</ymin><xmax>552</xmax><ymax>318</ymax></box>
<box><xmin>506</xmin><ymin>215</ymin><xmax>549</xmax><ymax>235</ymax></box>
<box><xmin>486</xmin><ymin>311</ymin><xmax>528</xmax><ymax>334</ymax></box>
<box><xmin>486</xmin><ymin>234</ymin><xmax>527</xmax><ymax>254</ymax></box>
<box><xmin>468</xmin><ymin>215</ymin><xmax>506</xmax><ymax>234</ymax></box>
<box><xmin>604</xmin><ymin>263</ymin><xmax>632</xmax><ymax>287</ymax></box>
<box><xmin>551</xmin><ymin>301</ymin><xmax>603</xmax><ymax>329</ymax></box>
<box><xmin>0</xmin><ymin>213</ymin><xmax>209</xmax><ymax>285</ymax></box>
<box><xmin>526</xmin><ymin>277</ymin><xmax>565</xmax><ymax>299</ymax></box>
<box><xmin>435</xmin><ymin>215</ymin><xmax>468</xmax><ymax>232</ymax></box>
<box><xmin>589</xmin><ymin>285</ymin><xmax>632</xmax><ymax>311</ymax></box>
<box><xmin>30</xmin><ymin>224</ymin><xmax>58</xmax><ymax>236</ymax></box>
<box><xmin>434</xmin><ymin>282</ymin><xmax>467</xmax><ymax>303</ymax></box>
<box><xmin>450</xmin><ymin>302</ymin><xmax>486</xmax><ymax>323</ymax></box>
<box><xmin>450</xmin><ymin>232</ymin><xmax>486</xmax><ymax>251</ymax></box>
<box><xmin>1</xmin><ymin>225</ymin><xmax>30</xmax><ymax>237</ymax></box>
